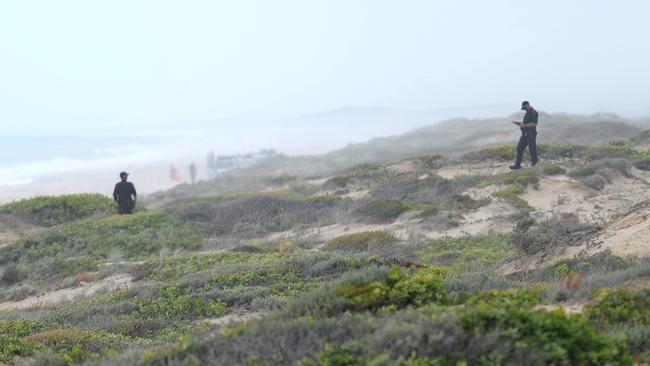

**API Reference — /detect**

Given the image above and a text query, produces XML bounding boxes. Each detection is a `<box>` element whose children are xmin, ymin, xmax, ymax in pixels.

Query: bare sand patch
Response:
<box><xmin>0</xmin><ymin>274</ymin><xmax>133</xmax><ymax>311</ymax></box>
<box><xmin>436</xmin><ymin>161</ymin><xmax>512</xmax><ymax>180</ymax></box>
<box><xmin>206</xmin><ymin>312</ymin><xmax>264</xmax><ymax>327</ymax></box>
<box><xmin>386</xmin><ymin>160</ymin><xmax>421</xmax><ymax>175</ymax></box>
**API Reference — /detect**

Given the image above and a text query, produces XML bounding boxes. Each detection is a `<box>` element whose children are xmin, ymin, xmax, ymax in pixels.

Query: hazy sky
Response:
<box><xmin>1</xmin><ymin>0</ymin><xmax>649</xmax><ymax>134</ymax></box>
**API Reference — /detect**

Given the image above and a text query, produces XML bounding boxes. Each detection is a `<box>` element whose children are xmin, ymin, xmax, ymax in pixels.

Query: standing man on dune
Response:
<box><xmin>113</xmin><ymin>171</ymin><xmax>137</xmax><ymax>214</ymax></box>
<box><xmin>510</xmin><ymin>100</ymin><xmax>539</xmax><ymax>169</ymax></box>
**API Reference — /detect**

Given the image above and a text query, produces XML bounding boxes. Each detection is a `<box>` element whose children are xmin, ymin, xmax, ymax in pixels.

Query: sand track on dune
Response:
<box><xmin>0</xmin><ymin>274</ymin><xmax>133</xmax><ymax>312</ymax></box>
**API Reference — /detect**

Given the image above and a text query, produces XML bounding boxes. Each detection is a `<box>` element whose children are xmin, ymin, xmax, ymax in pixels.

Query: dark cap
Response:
<box><xmin>119</xmin><ymin>171</ymin><xmax>129</xmax><ymax>178</ymax></box>
<box><xmin>521</xmin><ymin>101</ymin><xmax>530</xmax><ymax>110</ymax></box>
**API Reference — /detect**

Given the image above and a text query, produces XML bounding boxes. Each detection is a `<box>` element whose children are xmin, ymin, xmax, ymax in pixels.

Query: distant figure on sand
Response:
<box><xmin>510</xmin><ymin>100</ymin><xmax>539</xmax><ymax>169</ymax></box>
<box><xmin>189</xmin><ymin>163</ymin><xmax>197</xmax><ymax>185</ymax></box>
<box><xmin>113</xmin><ymin>171</ymin><xmax>137</xmax><ymax>214</ymax></box>
<box><xmin>169</xmin><ymin>164</ymin><xmax>183</xmax><ymax>182</ymax></box>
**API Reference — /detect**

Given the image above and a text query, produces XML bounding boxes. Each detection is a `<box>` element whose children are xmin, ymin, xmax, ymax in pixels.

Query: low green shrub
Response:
<box><xmin>463</xmin><ymin>288</ymin><xmax>542</xmax><ymax>308</ymax></box>
<box><xmin>344</xmin><ymin>162</ymin><xmax>384</xmax><ymax>175</ymax></box>
<box><xmin>569</xmin><ymin>165</ymin><xmax>596</xmax><ymax>178</ymax></box>
<box><xmin>132</xmin><ymin>252</ymin><xmax>290</xmax><ymax>282</ymax></box>
<box><xmin>0</xmin><ymin>211</ymin><xmax>201</xmax><ymax>264</ymax></box>
<box><xmin>459</xmin><ymin>304</ymin><xmax>632</xmax><ymax>365</ymax></box>
<box><xmin>166</xmin><ymin>195</ymin><xmax>340</xmax><ymax>238</ymax></box>
<box><xmin>587</xmin><ymin>289</ymin><xmax>650</xmax><ymax>326</ymax></box>
<box><xmin>416</xmin><ymin>204</ymin><xmax>439</xmax><ymax>218</ymax></box>
<box><xmin>369</xmin><ymin>174</ymin><xmax>472</xmax><ymax>208</ymax></box>
<box><xmin>582</xmin><ymin>175</ymin><xmax>607</xmax><ymax>190</ymax></box>
<box><xmin>418</xmin><ymin>234</ymin><xmax>514</xmax><ymax>273</ymax></box>
<box><xmin>495</xmin><ymin>184</ymin><xmax>533</xmax><ymax>210</ymax></box>
<box><xmin>325</xmin><ymin>176</ymin><xmax>351</xmax><ymax>188</ymax></box>
<box><xmin>590</xmin><ymin>142</ymin><xmax>648</xmax><ymax>160</ymax></box>
<box><xmin>1</xmin><ymin>194</ymin><xmax>114</xmax><ymax>226</ymax></box>
<box><xmin>633</xmin><ymin>157</ymin><xmax>650</xmax><ymax>171</ymax></box>
<box><xmin>537</xmin><ymin>143</ymin><xmax>590</xmax><ymax>160</ymax></box>
<box><xmin>510</xmin><ymin>216</ymin><xmax>598</xmax><ymax>255</ymax></box>
<box><xmin>478</xmin><ymin>145</ymin><xmax>516</xmax><ymax>160</ymax></box>
<box><xmin>569</xmin><ymin>158</ymin><xmax>632</xmax><ymax>190</ymax></box>
<box><xmin>322</xmin><ymin>231</ymin><xmax>397</xmax><ymax>253</ymax></box>
<box><xmin>542</xmin><ymin>163</ymin><xmax>566</xmax><ymax>175</ymax></box>
<box><xmin>206</xmin><ymin>265</ymin><xmax>313</xmax><ymax>297</ymax></box>
<box><xmin>26</xmin><ymin>328</ymin><xmax>141</xmax><ymax>362</ymax></box>
<box><xmin>353</xmin><ymin>199</ymin><xmax>409</xmax><ymax>223</ymax></box>
<box><xmin>546</xmin><ymin>250</ymin><xmax>632</xmax><ymax>277</ymax></box>
<box><xmin>284</xmin><ymin>267</ymin><xmax>448</xmax><ymax>318</ymax></box>
<box><xmin>1</xmin><ymin>264</ymin><xmax>24</xmax><ymax>285</ymax></box>
<box><xmin>136</xmin><ymin>286</ymin><xmax>227</xmax><ymax>320</ymax></box>
<box><xmin>335</xmin><ymin>267</ymin><xmax>448</xmax><ymax>311</ymax></box>
<box><xmin>0</xmin><ymin>319</ymin><xmax>44</xmax><ymax>337</ymax></box>
<box><xmin>387</xmin><ymin>270</ymin><xmax>449</xmax><ymax>307</ymax></box>
<box><xmin>270</xmin><ymin>175</ymin><xmax>298</xmax><ymax>185</ymax></box>
<box><xmin>479</xmin><ymin>167</ymin><xmax>539</xmax><ymax>187</ymax></box>
<box><xmin>0</xmin><ymin>334</ymin><xmax>41</xmax><ymax>362</ymax></box>
<box><xmin>304</xmin><ymin>195</ymin><xmax>342</xmax><ymax>206</ymax></box>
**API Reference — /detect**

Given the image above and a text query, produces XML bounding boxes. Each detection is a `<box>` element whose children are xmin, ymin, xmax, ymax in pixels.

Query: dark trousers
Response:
<box><xmin>118</xmin><ymin>201</ymin><xmax>134</xmax><ymax>214</ymax></box>
<box><xmin>515</xmin><ymin>132</ymin><xmax>538</xmax><ymax>165</ymax></box>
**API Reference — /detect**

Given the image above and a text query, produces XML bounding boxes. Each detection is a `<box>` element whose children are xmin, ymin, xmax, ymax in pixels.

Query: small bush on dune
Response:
<box><xmin>560</xmin><ymin>259</ymin><xmax>650</xmax><ymax>299</ymax></box>
<box><xmin>136</xmin><ymin>286</ymin><xmax>227</xmax><ymax>320</ymax></box>
<box><xmin>542</xmin><ymin>163</ymin><xmax>566</xmax><ymax>175</ymax></box>
<box><xmin>324</xmin><ymin>176</ymin><xmax>351</xmax><ymax>188</ymax></box>
<box><xmin>352</xmin><ymin>199</ymin><xmax>409</xmax><ymax>223</ymax></box>
<box><xmin>548</xmin><ymin>250</ymin><xmax>633</xmax><ymax>277</ymax></box>
<box><xmin>25</xmin><ymin>328</ymin><xmax>139</xmax><ymax>362</ymax></box>
<box><xmin>418</xmin><ymin>234</ymin><xmax>514</xmax><ymax>273</ymax></box>
<box><xmin>472</xmin><ymin>145</ymin><xmax>516</xmax><ymax>161</ymax></box>
<box><xmin>283</xmin><ymin>267</ymin><xmax>448</xmax><ymax>318</ymax></box>
<box><xmin>569</xmin><ymin>165</ymin><xmax>596</xmax><ymax>178</ymax></box>
<box><xmin>537</xmin><ymin>143</ymin><xmax>590</xmax><ymax>160</ymax></box>
<box><xmin>166</xmin><ymin>195</ymin><xmax>342</xmax><ymax>238</ymax></box>
<box><xmin>322</xmin><ymin>231</ymin><xmax>397</xmax><ymax>253</ymax></box>
<box><xmin>633</xmin><ymin>157</ymin><xmax>650</xmax><ymax>171</ymax></box>
<box><xmin>288</xmin><ymin>253</ymin><xmax>358</xmax><ymax>278</ymax></box>
<box><xmin>589</xmin><ymin>158</ymin><xmax>632</xmax><ymax>176</ymax></box>
<box><xmin>582</xmin><ymin>175</ymin><xmax>607</xmax><ymax>190</ymax></box>
<box><xmin>0</xmin><ymin>320</ymin><xmax>44</xmax><ymax>337</ymax></box>
<box><xmin>510</xmin><ymin>216</ymin><xmax>599</xmax><ymax>255</ymax></box>
<box><xmin>590</xmin><ymin>141</ymin><xmax>649</xmax><ymax>160</ymax></box>
<box><xmin>1</xmin><ymin>264</ymin><xmax>24</xmax><ymax>285</ymax></box>
<box><xmin>587</xmin><ymin>289</ymin><xmax>650</xmax><ymax>326</ymax></box>
<box><xmin>569</xmin><ymin>158</ymin><xmax>632</xmax><ymax>190</ymax></box>
<box><xmin>370</xmin><ymin>174</ymin><xmax>471</xmax><ymax>207</ymax></box>
<box><xmin>269</xmin><ymin>175</ymin><xmax>298</xmax><ymax>185</ymax></box>
<box><xmin>463</xmin><ymin>288</ymin><xmax>542</xmax><ymax>308</ymax></box>
<box><xmin>0</xmin><ymin>334</ymin><xmax>41</xmax><ymax>362</ymax></box>
<box><xmin>344</xmin><ymin>162</ymin><xmax>385</xmax><ymax>175</ymax></box>
<box><xmin>495</xmin><ymin>184</ymin><xmax>533</xmax><ymax>211</ymax></box>
<box><xmin>479</xmin><ymin>167</ymin><xmax>539</xmax><ymax>187</ymax></box>
<box><xmin>0</xmin><ymin>212</ymin><xmax>201</xmax><ymax>264</ymax></box>
<box><xmin>416</xmin><ymin>203</ymin><xmax>439</xmax><ymax>218</ymax></box>
<box><xmin>1</xmin><ymin>194</ymin><xmax>114</xmax><ymax>227</ymax></box>
<box><xmin>458</xmin><ymin>301</ymin><xmax>631</xmax><ymax>365</ymax></box>
<box><xmin>145</xmin><ymin>289</ymin><xmax>629</xmax><ymax>366</ymax></box>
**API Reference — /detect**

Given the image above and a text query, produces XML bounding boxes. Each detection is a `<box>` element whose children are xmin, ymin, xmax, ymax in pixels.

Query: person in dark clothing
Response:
<box><xmin>510</xmin><ymin>100</ymin><xmax>539</xmax><ymax>169</ymax></box>
<box><xmin>113</xmin><ymin>171</ymin><xmax>137</xmax><ymax>214</ymax></box>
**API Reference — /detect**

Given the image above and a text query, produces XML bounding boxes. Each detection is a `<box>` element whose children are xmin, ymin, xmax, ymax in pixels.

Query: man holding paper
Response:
<box><xmin>510</xmin><ymin>101</ymin><xmax>539</xmax><ymax>169</ymax></box>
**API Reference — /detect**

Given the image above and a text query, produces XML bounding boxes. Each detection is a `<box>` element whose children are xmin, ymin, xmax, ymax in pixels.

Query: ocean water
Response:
<box><xmin>0</xmin><ymin>134</ymin><xmax>186</xmax><ymax>186</ymax></box>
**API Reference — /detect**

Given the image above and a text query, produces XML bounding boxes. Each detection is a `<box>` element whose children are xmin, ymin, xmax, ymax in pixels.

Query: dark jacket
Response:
<box><xmin>113</xmin><ymin>181</ymin><xmax>137</xmax><ymax>202</ymax></box>
<box><xmin>521</xmin><ymin>108</ymin><xmax>539</xmax><ymax>136</ymax></box>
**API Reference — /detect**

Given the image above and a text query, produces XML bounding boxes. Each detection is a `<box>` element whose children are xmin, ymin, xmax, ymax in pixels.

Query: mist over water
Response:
<box><xmin>1</xmin><ymin>1</ymin><xmax>648</xmax><ymax>200</ymax></box>
<box><xmin>1</xmin><ymin>105</ymin><xmax>508</xmax><ymax>191</ymax></box>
